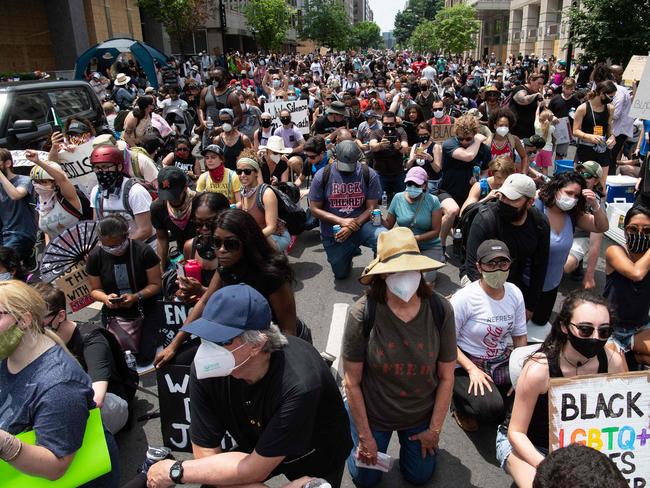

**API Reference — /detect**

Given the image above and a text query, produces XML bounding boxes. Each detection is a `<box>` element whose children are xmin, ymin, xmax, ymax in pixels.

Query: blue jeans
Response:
<box><xmin>0</xmin><ymin>231</ymin><xmax>35</xmax><ymax>263</ymax></box>
<box><xmin>379</xmin><ymin>172</ymin><xmax>406</xmax><ymax>203</ymax></box>
<box><xmin>345</xmin><ymin>403</ymin><xmax>436</xmax><ymax>487</ymax></box>
<box><xmin>322</xmin><ymin>222</ymin><xmax>386</xmax><ymax>280</ymax></box>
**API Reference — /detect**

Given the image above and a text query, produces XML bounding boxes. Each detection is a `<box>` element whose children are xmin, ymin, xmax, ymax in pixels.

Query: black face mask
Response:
<box><xmin>195</xmin><ymin>235</ymin><xmax>217</xmax><ymax>261</ymax></box>
<box><xmin>280</xmin><ymin>117</ymin><xmax>292</xmax><ymax>125</ymax></box>
<box><xmin>625</xmin><ymin>231</ymin><xmax>650</xmax><ymax>254</ymax></box>
<box><xmin>602</xmin><ymin>95</ymin><xmax>613</xmax><ymax>104</ymax></box>
<box><xmin>418</xmin><ymin>135</ymin><xmax>429</xmax><ymax>143</ymax></box>
<box><xmin>567</xmin><ymin>328</ymin><xmax>607</xmax><ymax>359</ymax></box>
<box><xmin>212</xmin><ymin>76</ymin><xmax>225</xmax><ymax>87</ymax></box>
<box><xmin>261</xmin><ymin>119</ymin><xmax>272</xmax><ymax>128</ymax></box>
<box><xmin>96</xmin><ymin>171</ymin><xmax>123</xmax><ymax>192</ymax></box>
<box><xmin>497</xmin><ymin>199</ymin><xmax>523</xmax><ymax>222</ymax></box>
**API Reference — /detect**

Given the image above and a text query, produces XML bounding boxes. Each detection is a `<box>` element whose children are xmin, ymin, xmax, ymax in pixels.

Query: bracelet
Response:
<box><xmin>427</xmin><ymin>427</ymin><xmax>441</xmax><ymax>434</ymax></box>
<box><xmin>136</xmin><ymin>292</ymin><xmax>144</xmax><ymax>301</ymax></box>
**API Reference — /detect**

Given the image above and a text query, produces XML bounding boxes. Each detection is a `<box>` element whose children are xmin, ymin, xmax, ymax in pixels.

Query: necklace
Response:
<box><xmin>562</xmin><ymin>351</ymin><xmax>593</xmax><ymax>376</ymax></box>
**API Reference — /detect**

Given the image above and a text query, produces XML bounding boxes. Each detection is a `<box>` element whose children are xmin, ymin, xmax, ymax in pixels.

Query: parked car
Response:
<box><xmin>0</xmin><ymin>80</ymin><xmax>108</xmax><ymax>151</ymax></box>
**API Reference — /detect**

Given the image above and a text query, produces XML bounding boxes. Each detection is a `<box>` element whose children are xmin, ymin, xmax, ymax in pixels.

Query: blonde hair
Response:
<box><xmin>454</xmin><ymin>115</ymin><xmax>480</xmax><ymax>137</ymax></box>
<box><xmin>489</xmin><ymin>155</ymin><xmax>516</xmax><ymax>176</ymax></box>
<box><xmin>538</xmin><ymin>109</ymin><xmax>553</xmax><ymax>140</ymax></box>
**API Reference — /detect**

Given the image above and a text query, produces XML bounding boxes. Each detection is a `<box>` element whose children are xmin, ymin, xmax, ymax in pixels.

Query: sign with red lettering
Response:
<box><xmin>54</xmin><ymin>264</ymin><xmax>95</xmax><ymax>312</ymax></box>
<box><xmin>548</xmin><ymin>371</ymin><xmax>650</xmax><ymax>487</ymax></box>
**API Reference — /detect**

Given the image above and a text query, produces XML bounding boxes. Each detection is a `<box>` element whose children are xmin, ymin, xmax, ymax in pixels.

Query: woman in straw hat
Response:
<box><xmin>341</xmin><ymin>227</ymin><xmax>456</xmax><ymax>487</ymax></box>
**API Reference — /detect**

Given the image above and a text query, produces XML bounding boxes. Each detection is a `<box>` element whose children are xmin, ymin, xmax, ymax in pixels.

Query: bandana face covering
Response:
<box><xmin>208</xmin><ymin>164</ymin><xmax>225</xmax><ymax>182</ymax></box>
<box><xmin>167</xmin><ymin>189</ymin><xmax>195</xmax><ymax>231</ymax></box>
<box><xmin>96</xmin><ymin>171</ymin><xmax>123</xmax><ymax>193</ymax></box>
<box><xmin>101</xmin><ymin>239</ymin><xmax>129</xmax><ymax>256</ymax></box>
<box><xmin>0</xmin><ymin>324</ymin><xmax>24</xmax><ymax>360</ymax></box>
<box><xmin>34</xmin><ymin>183</ymin><xmax>56</xmax><ymax>213</ymax></box>
<box><xmin>626</xmin><ymin>231</ymin><xmax>650</xmax><ymax>254</ymax></box>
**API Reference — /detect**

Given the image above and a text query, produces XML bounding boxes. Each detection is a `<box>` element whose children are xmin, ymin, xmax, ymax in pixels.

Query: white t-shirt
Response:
<box><xmin>90</xmin><ymin>177</ymin><xmax>153</xmax><ymax>238</ymax></box>
<box><xmin>422</xmin><ymin>65</ymin><xmax>437</xmax><ymax>82</ymax></box>
<box><xmin>450</xmin><ymin>280</ymin><xmax>527</xmax><ymax>359</ymax></box>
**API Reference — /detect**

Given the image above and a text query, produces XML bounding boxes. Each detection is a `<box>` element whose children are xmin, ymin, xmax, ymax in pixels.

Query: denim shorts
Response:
<box><xmin>609</xmin><ymin>322</ymin><xmax>650</xmax><ymax>352</ymax></box>
<box><xmin>495</xmin><ymin>427</ymin><xmax>547</xmax><ymax>471</ymax></box>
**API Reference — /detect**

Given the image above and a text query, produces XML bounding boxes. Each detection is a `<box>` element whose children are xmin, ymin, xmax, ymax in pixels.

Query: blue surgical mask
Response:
<box><xmin>406</xmin><ymin>186</ymin><xmax>423</xmax><ymax>199</ymax></box>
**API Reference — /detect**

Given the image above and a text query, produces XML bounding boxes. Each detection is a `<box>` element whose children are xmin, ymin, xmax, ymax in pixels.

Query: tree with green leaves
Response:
<box><xmin>567</xmin><ymin>0</ymin><xmax>650</xmax><ymax>63</ymax></box>
<box><xmin>409</xmin><ymin>21</ymin><xmax>439</xmax><ymax>54</ymax></box>
<box><xmin>433</xmin><ymin>4</ymin><xmax>480</xmax><ymax>55</ymax></box>
<box><xmin>244</xmin><ymin>0</ymin><xmax>295</xmax><ymax>52</ymax></box>
<box><xmin>137</xmin><ymin>0</ymin><xmax>217</xmax><ymax>53</ymax></box>
<box><xmin>300</xmin><ymin>0</ymin><xmax>352</xmax><ymax>50</ymax></box>
<box><xmin>350</xmin><ymin>21</ymin><xmax>383</xmax><ymax>50</ymax></box>
<box><xmin>393</xmin><ymin>0</ymin><xmax>442</xmax><ymax>47</ymax></box>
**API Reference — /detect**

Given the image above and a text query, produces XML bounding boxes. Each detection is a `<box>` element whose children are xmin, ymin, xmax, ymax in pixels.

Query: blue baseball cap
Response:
<box><xmin>181</xmin><ymin>284</ymin><xmax>272</xmax><ymax>343</ymax></box>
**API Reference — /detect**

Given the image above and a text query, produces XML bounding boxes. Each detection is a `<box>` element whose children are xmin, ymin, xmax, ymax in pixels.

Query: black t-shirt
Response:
<box><xmin>510</xmin><ymin>85</ymin><xmax>538</xmax><ymax>138</ymax></box>
<box><xmin>85</xmin><ymin>240</ymin><xmax>160</xmax><ymax>317</ymax></box>
<box><xmin>150</xmin><ymin>198</ymin><xmax>197</xmax><ymax>249</ymax></box>
<box><xmin>261</xmin><ymin>160</ymin><xmax>288</xmax><ymax>184</ymax></box>
<box><xmin>512</xmin><ymin>67</ymin><xmax>525</xmax><ymax>83</ymax></box>
<box><xmin>459</xmin><ymin>84</ymin><xmax>478</xmax><ymax>101</ymax></box>
<box><xmin>189</xmin><ymin>336</ymin><xmax>352</xmax><ymax>481</ymax></box>
<box><xmin>439</xmin><ymin>137</ymin><xmax>492</xmax><ymax>205</ymax></box>
<box><xmin>218</xmin><ymin>263</ymin><xmax>285</xmax><ymax>321</ymax></box>
<box><xmin>173</xmin><ymin>155</ymin><xmax>196</xmax><ymax>173</ymax></box>
<box><xmin>548</xmin><ymin>94</ymin><xmax>580</xmax><ymax>119</ymax></box>
<box><xmin>576</xmin><ymin>64</ymin><xmax>593</xmax><ymax>86</ymax></box>
<box><xmin>371</xmin><ymin>126</ymin><xmax>408</xmax><ymax>176</ymax></box>
<box><xmin>313</xmin><ymin>114</ymin><xmax>347</xmax><ymax>135</ymax></box>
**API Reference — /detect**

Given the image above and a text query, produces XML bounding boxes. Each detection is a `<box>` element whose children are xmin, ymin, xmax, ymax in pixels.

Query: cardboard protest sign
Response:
<box><xmin>265</xmin><ymin>99</ymin><xmax>310</xmax><ymax>135</ymax></box>
<box><xmin>157</xmin><ymin>364</ymin><xmax>193</xmax><ymax>452</ymax></box>
<box><xmin>9</xmin><ymin>150</ymin><xmax>48</xmax><ymax>168</ymax></box>
<box><xmin>430</xmin><ymin>124</ymin><xmax>454</xmax><ymax>143</ymax></box>
<box><xmin>630</xmin><ymin>58</ymin><xmax>650</xmax><ymax>120</ymax></box>
<box><xmin>549</xmin><ymin>371</ymin><xmax>650</xmax><ymax>487</ymax></box>
<box><xmin>623</xmin><ymin>55</ymin><xmax>647</xmax><ymax>82</ymax></box>
<box><xmin>54</xmin><ymin>264</ymin><xmax>95</xmax><ymax>312</ymax></box>
<box><xmin>58</xmin><ymin>139</ymin><xmax>98</xmax><ymax>198</ymax></box>
<box><xmin>155</xmin><ymin>300</ymin><xmax>193</xmax><ymax>348</ymax></box>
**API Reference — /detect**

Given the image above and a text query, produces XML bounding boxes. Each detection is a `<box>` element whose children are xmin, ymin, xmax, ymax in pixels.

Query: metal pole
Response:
<box><xmin>219</xmin><ymin>0</ymin><xmax>227</xmax><ymax>54</ymax></box>
<box><xmin>564</xmin><ymin>0</ymin><xmax>576</xmax><ymax>72</ymax></box>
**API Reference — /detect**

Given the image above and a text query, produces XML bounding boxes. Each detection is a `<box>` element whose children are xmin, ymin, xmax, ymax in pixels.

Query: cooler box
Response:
<box><xmin>554</xmin><ymin>159</ymin><xmax>574</xmax><ymax>174</ymax></box>
<box><xmin>605</xmin><ymin>202</ymin><xmax>633</xmax><ymax>246</ymax></box>
<box><xmin>606</xmin><ymin>175</ymin><xmax>637</xmax><ymax>203</ymax></box>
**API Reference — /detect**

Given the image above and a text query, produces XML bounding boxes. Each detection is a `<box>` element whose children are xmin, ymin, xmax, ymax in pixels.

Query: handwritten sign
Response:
<box><xmin>9</xmin><ymin>150</ymin><xmax>48</xmax><ymax>168</ymax></box>
<box><xmin>623</xmin><ymin>55</ymin><xmax>647</xmax><ymax>82</ymax></box>
<box><xmin>430</xmin><ymin>123</ymin><xmax>454</xmax><ymax>143</ymax></box>
<box><xmin>265</xmin><ymin>99</ymin><xmax>310</xmax><ymax>135</ymax></box>
<box><xmin>157</xmin><ymin>364</ymin><xmax>193</xmax><ymax>452</ymax></box>
<box><xmin>155</xmin><ymin>300</ymin><xmax>193</xmax><ymax>348</ymax></box>
<box><xmin>549</xmin><ymin>371</ymin><xmax>650</xmax><ymax>487</ymax></box>
<box><xmin>58</xmin><ymin>139</ymin><xmax>98</xmax><ymax>198</ymax></box>
<box><xmin>54</xmin><ymin>264</ymin><xmax>95</xmax><ymax>312</ymax></box>
<box><xmin>629</xmin><ymin>58</ymin><xmax>650</xmax><ymax>119</ymax></box>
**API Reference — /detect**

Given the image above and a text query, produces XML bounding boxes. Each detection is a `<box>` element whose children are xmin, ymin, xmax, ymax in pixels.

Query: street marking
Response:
<box><xmin>325</xmin><ymin>303</ymin><xmax>349</xmax><ymax>376</ymax></box>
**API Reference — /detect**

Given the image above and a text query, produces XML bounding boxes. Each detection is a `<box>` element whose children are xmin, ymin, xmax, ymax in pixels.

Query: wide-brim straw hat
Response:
<box><xmin>259</xmin><ymin>135</ymin><xmax>292</xmax><ymax>154</ymax></box>
<box><xmin>359</xmin><ymin>227</ymin><xmax>444</xmax><ymax>285</ymax></box>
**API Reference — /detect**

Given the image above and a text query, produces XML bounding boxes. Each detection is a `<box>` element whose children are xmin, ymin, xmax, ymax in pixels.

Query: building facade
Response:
<box><xmin>353</xmin><ymin>0</ymin><xmax>375</xmax><ymax>24</ymax></box>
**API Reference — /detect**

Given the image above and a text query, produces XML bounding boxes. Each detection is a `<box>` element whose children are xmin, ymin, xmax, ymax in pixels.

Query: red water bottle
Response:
<box><xmin>183</xmin><ymin>259</ymin><xmax>202</xmax><ymax>282</ymax></box>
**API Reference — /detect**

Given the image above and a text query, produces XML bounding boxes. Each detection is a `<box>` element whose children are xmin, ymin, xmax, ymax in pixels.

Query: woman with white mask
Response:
<box><xmin>528</xmin><ymin>172</ymin><xmax>608</xmax><ymax>328</ymax></box>
<box><xmin>342</xmin><ymin>227</ymin><xmax>454</xmax><ymax>488</ymax></box>
<box><xmin>449</xmin><ymin>240</ymin><xmax>527</xmax><ymax>432</ymax></box>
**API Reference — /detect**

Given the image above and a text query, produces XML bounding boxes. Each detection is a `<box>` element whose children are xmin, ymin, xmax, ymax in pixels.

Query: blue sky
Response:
<box><xmin>369</xmin><ymin>0</ymin><xmax>407</xmax><ymax>33</ymax></box>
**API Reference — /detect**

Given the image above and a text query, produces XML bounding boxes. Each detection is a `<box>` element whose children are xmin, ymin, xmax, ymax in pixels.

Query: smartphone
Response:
<box><xmin>109</xmin><ymin>297</ymin><xmax>124</xmax><ymax>304</ymax></box>
<box><xmin>176</xmin><ymin>262</ymin><xmax>186</xmax><ymax>279</ymax></box>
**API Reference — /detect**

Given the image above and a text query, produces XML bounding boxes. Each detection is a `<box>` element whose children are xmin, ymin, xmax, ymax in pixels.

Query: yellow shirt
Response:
<box><xmin>196</xmin><ymin>168</ymin><xmax>241</xmax><ymax>203</ymax></box>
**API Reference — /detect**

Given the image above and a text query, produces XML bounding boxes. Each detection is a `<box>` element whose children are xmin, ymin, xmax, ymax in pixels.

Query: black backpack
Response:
<box><xmin>458</xmin><ymin>199</ymin><xmax>500</xmax><ymax>266</ymax></box>
<box><xmin>82</xmin><ymin>328</ymin><xmax>139</xmax><ymax>403</ymax></box>
<box><xmin>113</xmin><ymin>110</ymin><xmax>130</xmax><ymax>132</ymax></box>
<box><xmin>362</xmin><ymin>292</ymin><xmax>446</xmax><ymax>337</ymax></box>
<box><xmin>56</xmin><ymin>187</ymin><xmax>94</xmax><ymax>221</ymax></box>
<box><xmin>256</xmin><ymin>183</ymin><xmax>307</xmax><ymax>235</ymax></box>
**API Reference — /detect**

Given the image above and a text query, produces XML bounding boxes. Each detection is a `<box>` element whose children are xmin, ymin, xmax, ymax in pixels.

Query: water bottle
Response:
<box><xmin>473</xmin><ymin>165</ymin><xmax>481</xmax><ymax>180</ymax></box>
<box><xmin>304</xmin><ymin>479</ymin><xmax>332</xmax><ymax>488</ymax></box>
<box><xmin>569</xmin><ymin>107</ymin><xmax>576</xmax><ymax>119</ymax></box>
<box><xmin>125</xmin><ymin>350</ymin><xmax>137</xmax><ymax>371</ymax></box>
<box><xmin>381</xmin><ymin>191</ymin><xmax>388</xmax><ymax>210</ymax></box>
<box><xmin>139</xmin><ymin>445</ymin><xmax>173</xmax><ymax>474</ymax></box>
<box><xmin>452</xmin><ymin>228</ymin><xmax>463</xmax><ymax>258</ymax></box>
<box><xmin>206</xmin><ymin>117</ymin><xmax>214</xmax><ymax>135</ymax></box>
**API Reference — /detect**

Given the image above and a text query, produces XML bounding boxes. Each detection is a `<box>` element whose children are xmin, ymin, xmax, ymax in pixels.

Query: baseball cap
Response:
<box><xmin>157</xmin><ymin>166</ymin><xmax>187</xmax><ymax>200</ymax></box>
<box><xmin>364</xmin><ymin>110</ymin><xmax>379</xmax><ymax>119</ymax></box>
<box><xmin>576</xmin><ymin>161</ymin><xmax>602</xmax><ymax>179</ymax></box>
<box><xmin>327</xmin><ymin>101</ymin><xmax>347</xmax><ymax>116</ymax></box>
<box><xmin>522</xmin><ymin>134</ymin><xmax>546</xmax><ymax>149</ymax></box>
<box><xmin>201</xmin><ymin>144</ymin><xmax>223</xmax><ymax>157</ymax></box>
<box><xmin>405</xmin><ymin>166</ymin><xmax>427</xmax><ymax>186</ymax></box>
<box><xmin>477</xmin><ymin>239</ymin><xmax>511</xmax><ymax>263</ymax></box>
<box><xmin>499</xmin><ymin>174</ymin><xmax>536</xmax><ymax>200</ymax></box>
<box><xmin>66</xmin><ymin>121</ymin><xmax>91</xmax><ymax>134</ymax></box>
<box><xmin>181</xmin><ymin>284</ymin><xmax>272</xmax><ymax>343</ymax></box>
<box><xmin>334</xmin><ymin>140</ymin><xmax>361</xmax><ymax>172</ymax></box>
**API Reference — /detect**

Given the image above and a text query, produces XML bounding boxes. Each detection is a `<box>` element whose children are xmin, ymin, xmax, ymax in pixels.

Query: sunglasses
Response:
<box><xmin>235</xmin><ymin>168</ymin><xmax>255</xmax><ymax>175</ymax></box>
<box><xmin>625</xmin><ymin>225</ymin><xmax>650</xmax><ymax>235</ymax></box>
<box><xmin>305</xmin><ymin>153</ymin><xmax>320</xmax><ymax>160</ymax></box>
<box><xmin>176</xmin><ymin>147</ymin><xmax>190</xmax><ymax>152</ymax></box>
<box><xmin>569</xmin><ymin>322</ymin><xmax>613</xmax><ymax>340</ymax></box>
<box><xmin>458</xmin><ymin>136</ymin><xmax>474</xmax><ymax>142</ymax></box>
<box><xmin>479</xmin><ymin>258</ymin><xmax>511</xmax><ymax>272</ymax></box>
<box><xmin>214</xmin><ymin>237</ymin><xmax>241</xmax><ymax>252</ymax></box>
<box><xmin>579</xmin><ymin>172</ymin><xmax>596</xmax><ymax>179</ymax></box>
<box><xmin>193</xmin><ymin>218</ymin><xmax>217</xmax><ymax>229</ymax></box>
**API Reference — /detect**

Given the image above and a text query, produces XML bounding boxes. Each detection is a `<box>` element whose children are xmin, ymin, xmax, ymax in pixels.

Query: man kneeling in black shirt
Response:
<box><xmin>147</xmin><ymin>284</ymin><xmax>352</xmax><ymax>488</ymax></box>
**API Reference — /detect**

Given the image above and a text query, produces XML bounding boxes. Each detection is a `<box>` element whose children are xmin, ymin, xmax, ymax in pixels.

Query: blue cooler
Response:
<box><xmin>606</xmin><ymin>175</ymin><xmax>637</xmax><ymax>203</ymax></box>
<box><xmin>554</xmin><ymin>159</ymin><xmax>574</xmax><ymax>174</ymax></box>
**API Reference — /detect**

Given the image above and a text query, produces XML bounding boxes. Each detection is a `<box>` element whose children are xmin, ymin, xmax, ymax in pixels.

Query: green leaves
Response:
<box><xmin>407</xmin><ymin>4</ymin><xmax>479</xmax><ymax>55</ymax></box>
<box><xmin>300</xmin><ymin>0</ymin><xmax>352</xmax><ymax>50</ymax></box>
<box><xmin>138</xmin><ymin>0</ymin><xmax>216</xmax><ymax>49</ymax></box>
<box><xmin>244</xmin><ymin>0</ymin><xmax>295</xmax><ymax>52</ymax></box>
<box><xmin>410</xmin><ymin>21</ymin><xmax>439</xmax><ymax>54</ymax></box>
<box><xmin>350</xmin><ymin>21</ymin><xmax>383</xmax><ymax>50</ymax></box>
<box><xmin>394</xmin><ymin>0</ymin><xmax>442</xmax><ymax>47</ymax></box>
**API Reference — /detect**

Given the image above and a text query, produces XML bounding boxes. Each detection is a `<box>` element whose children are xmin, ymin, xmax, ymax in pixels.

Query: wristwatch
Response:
<box><xmin>169</xmin><ymin>460</ymin><xmax>184</xmax><ymax>484</ymax></box>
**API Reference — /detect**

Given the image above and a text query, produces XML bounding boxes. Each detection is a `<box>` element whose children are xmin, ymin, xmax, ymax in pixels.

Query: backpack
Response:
<box><xmin>362</xmin><ymin>292</ymin><xmax>446</xmax><ymax>337</ymax></box>
<box><xmin>82</xmin><ymin>327</ymin><xmax>139</xmax><ymax>403</ymax></box>
<box><xmin>113</xmin><ymin>110</ymin><xmax>130</xmax><ymax>132</ymax></box>
<box><xmin>458</xmin><ymin>199</ymin><xmax>501</xmax><ymax>266</ymax></box>
<box><xmin>128</xmin><ymin>147</ymin><xmax>159</xmax><ymax>200</ymax></box>
<box><xmin>95</xmin><ymin>178</ymin><xmax>138</xmax><ymax>217</ymax></box>
<box><xmin>256</xmin><ymin>183</ymin><xmax>307</xmax><ymax>235</ymax></box>
<box><xmin>57</xmin><ymin>187</ymin><xmax>94</xmax><ymax>221</ymax></box>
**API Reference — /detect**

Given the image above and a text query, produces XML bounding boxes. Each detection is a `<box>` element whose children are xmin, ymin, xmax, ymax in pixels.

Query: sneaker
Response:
<box><xmin>138</xmin><ymin>446</ymin><xmax>174</xmax><ymax>474</ymax></box>
<box><xmin>452</xmin><ymin>410</ymin><xmax>479</xmax><ymax>432</ymax></box>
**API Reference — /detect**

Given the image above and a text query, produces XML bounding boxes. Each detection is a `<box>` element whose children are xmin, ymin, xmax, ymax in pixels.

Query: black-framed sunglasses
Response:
<box><xmin>569</xmin><ymin>322</ymin><xmax>612</xmax><ymax>340</ymax></box>
<box><xmin>305</xmin><ymin>153</ymin><xmax>320</xmax><ymax>160</ymax></box>
<box><xmin>214</xmin><ymin>237</ymin><xmax>241</xmax><ymax>252</ymax></box>
<box><xmin>193</xmin><ymin>218</ymin><xmax>217</xmax><ymax>229</ymax></box>
<box><xmin>458</xmin><ymin>136</ymin><xmax>474</xmax><ymax>142</ymax></box>
<box><xmin>235</xmin><ymin>168</ymin><xmax>255</xmax><ymax>175</ymax></box>
<box><xmin>625</xmin><ymin>225</ymin><xmax>650</xmax><ymax>235</ymax></box>
<box><xmin>479</xmin><ymin>258</ymin><xmax>511</xmax><ymax>272</ymax></box>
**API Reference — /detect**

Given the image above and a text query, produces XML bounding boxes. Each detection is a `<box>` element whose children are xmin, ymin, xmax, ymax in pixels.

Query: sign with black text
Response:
<box><xmin>157</xmin><ymin>365</ymin><xmax>193</xmax><ymax>452</ymax></box>
<box><xmin>549</xmin><ymin>372</ymin><xmax>650</xmax><ymax>487</ymax></box>
<box><xmin>155</xmin><ymin>300</ymin><xmax>193</xmax><ymax>348</ymax></box>
<box><xmin>54</xmin><ymin>264</ymin><xmax>94</xmax><ymax>312</ymax></box>
<box><xmin>265</xmin><ymin>99</ymin><xmax>310</xmax><ymax>135</ymax></box>
<box><xmin>58</xmin><ymin>139</ymin><xmax>98</xmax><ymax>198</ymax></box>
<box><xmin>430</xmin><ymin>123</ymin><xmax>454</xmax><ymax>143</ymax></box>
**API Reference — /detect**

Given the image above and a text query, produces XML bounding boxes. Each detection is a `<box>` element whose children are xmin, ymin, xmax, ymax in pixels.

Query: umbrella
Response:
<box><xmin>39</xmin><ymin>221</ymin><xmax>98</xmax><ymax>283</ymax></box>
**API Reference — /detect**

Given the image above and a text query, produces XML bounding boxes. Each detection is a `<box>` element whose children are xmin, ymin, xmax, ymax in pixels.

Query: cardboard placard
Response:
<box><xmin>629</xmin><ymin>58</ymin><xmax>650</xmax><ymax>120</ymax></box>
<box><xmin>9</xmin><ymin>150</ymin><xmax>48</xmax><ymax>168</ymax></box>
<box><xmin>155</xmin><ymin>300</ymin><xmax>193</xmax><ymax>348</ymax></box>
<box><xmin>623</xmin><ymin>55</ymin><xmax>647</xmax><ymax>82</ymax></box>
<box><xmin>157</xmin><ymin>364</ymin><xmax>193</xmax><ymax>452</ymax></box>
<box><xmin>58</xmin><ymin>139</ymin><xmax>98</xmax><ymax>198</ymax></box>
<box><xmin>54</xmin><ymin>264</ymin><xmax>95</xmax><ymax>312</ymax></box>
<box><xmin>430</xmin><ymin>123</ymin><xmax>454</xmax><ymax>143</ymax></box>
<box><xmin>265</xmin><ymin>99</ymin><xmax>310</xmax><ymax>135</ymax></box>
<box><xmin>548</xmin><ymin>371</ymin><xmax>650</xmax><ymax>487</ymax></box>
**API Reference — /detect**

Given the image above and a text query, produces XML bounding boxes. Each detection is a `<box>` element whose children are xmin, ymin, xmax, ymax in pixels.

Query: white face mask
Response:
<box><xmin>194</xmin><ymin>339</ymin><xmax>249</xmax><ymax>379</ymax></box>
<box><xmin>222</xmin><ymin>123</ymin><xmax>233</xmax><ymax>133</ymax></box>
<box><xmin>433</xmin><ymin>109</ymin><xmax>444</xmax><ymax>119</ymax></box>
<box><xmin>556</xmin><ymin>193</ymin><xmax>578</xmax><ymax>211</ymax></box>
<box><xmin>385</xmin><ymin>271</ymin><xmax>421</xmax><ymax>302</ymax></box>
<box><xmin>270</xmin><ymin>153</ymin><xmax>281</xmax><ymax>163</ymax></box>
<box><xmin>496</xmin><ymin>126</ymin><xmax>509</xmax><ymax>137</ymax></box>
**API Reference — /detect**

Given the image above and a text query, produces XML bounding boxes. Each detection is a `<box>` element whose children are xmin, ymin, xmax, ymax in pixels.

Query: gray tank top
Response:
<box><xmin>205</xmin><ymin>86</ymin><xmax>232</xmax><ymax>123</ymax></box>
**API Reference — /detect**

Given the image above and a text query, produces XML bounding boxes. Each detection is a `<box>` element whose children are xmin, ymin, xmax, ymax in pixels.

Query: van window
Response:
<box><xmin>8</xmin><ymin>92</ymin><xmax>50</xmax><ymax>126</ymax></box>
<box><xmin>48</xmin><ymin>88</ymin><xmax>92</xmax><ymax>118</ymax></box>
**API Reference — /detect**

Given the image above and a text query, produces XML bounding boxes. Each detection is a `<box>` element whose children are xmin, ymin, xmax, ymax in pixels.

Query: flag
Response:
<box><xmin>51</xmin><ymin>107</ymin><xmax>63</xmax><ymax>131</ymax></box>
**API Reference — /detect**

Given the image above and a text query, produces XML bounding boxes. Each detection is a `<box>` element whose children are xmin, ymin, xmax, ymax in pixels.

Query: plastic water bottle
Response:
<box><xmin>304</xmin><ymin>479</ymin><xmax>332</xmax><ymax>488</ymax></box>
<box><xmin>125</xmin><ymin>350</ymin><xmax>137</xmax><ymax>371</ymax></box>
<box><xmin>138</xmin><ymin>446</ymin><xmax>173</xmax><ymax>474</ymax></box>
<box><xmin>453</xmin><ymin>228</ymin><xmax>463</xmax><ymax>258</ymax></box>
<box><xmin>381</xmin><ymin>191</ymin><xmax>388</xmax><ymax>210</ymax></box>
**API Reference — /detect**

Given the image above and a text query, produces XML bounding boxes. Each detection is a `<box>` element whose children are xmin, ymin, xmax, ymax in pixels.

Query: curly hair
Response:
<box><xmin>538</xmin><ymin>172</ymin><xmax>587</xmax><ymax>218</ymax></box>
<box><xmin>454</xmin><ymin>114</ymin><xmax>479</xmax><ymax>137</ymax></box>
<box><xmin>488</xmin><ymin>107</ymin><xmax>517</xmax><ymax>132</ymax></box>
